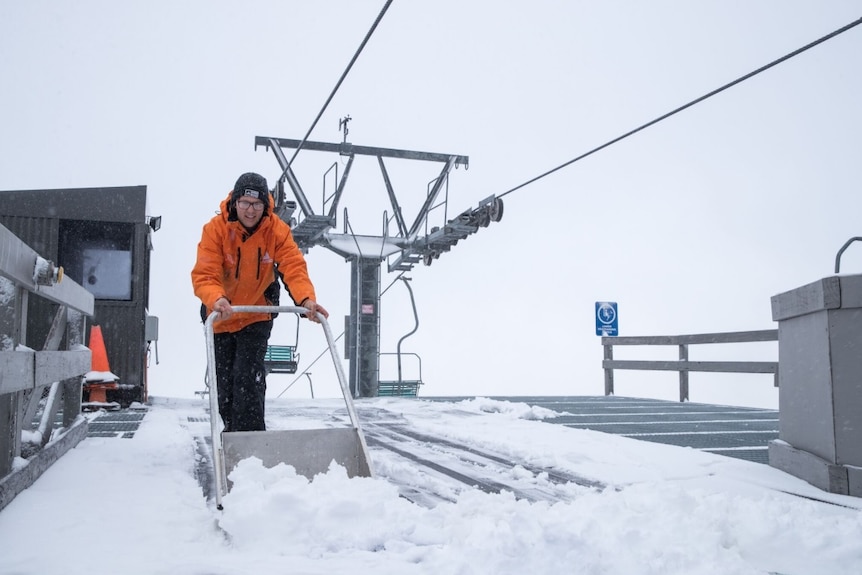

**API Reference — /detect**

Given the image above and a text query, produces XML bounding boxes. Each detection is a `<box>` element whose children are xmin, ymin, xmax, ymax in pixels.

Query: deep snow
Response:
<box><xmin>1</xmin><ymin>395</ymin><xmax>861</xmax><ymax>575</ymax></box>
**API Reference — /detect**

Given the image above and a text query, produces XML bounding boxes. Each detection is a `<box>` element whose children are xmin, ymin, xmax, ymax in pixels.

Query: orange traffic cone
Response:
<box><xmin>85</xmin><ymin>324</ymin><xmax>119</xmax><ymax>405</ymax></box>
<box><xmin>90</xmin><ymin>324</ymin><xmax>111</xmax><ymax>373</ymax></box>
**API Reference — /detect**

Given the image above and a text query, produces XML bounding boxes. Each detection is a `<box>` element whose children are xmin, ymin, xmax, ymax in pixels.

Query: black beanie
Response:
<box><xmin>229</xmin><ymin>172</ymin><xmax>270</xmax><ymax>219</ymax></box>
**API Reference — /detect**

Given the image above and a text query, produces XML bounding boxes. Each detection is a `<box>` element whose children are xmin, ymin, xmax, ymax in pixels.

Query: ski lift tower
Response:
<box><xmin>255</xmin><ymin>131</ymin><xmax>503</xmax><ymax>398</ymax></box>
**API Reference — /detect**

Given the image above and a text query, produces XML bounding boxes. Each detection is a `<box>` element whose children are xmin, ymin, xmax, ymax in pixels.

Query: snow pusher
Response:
<box><xmin>204</xmin><ymin>306</ymin><xmax>373</xmax><ymax>509</ymax></box>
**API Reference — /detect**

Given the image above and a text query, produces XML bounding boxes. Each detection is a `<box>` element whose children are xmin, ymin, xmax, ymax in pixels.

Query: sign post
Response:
<box><xmin>595</xmin><ymin>301</ymin><xmax>618</xmax><ymax>336</ymax></box>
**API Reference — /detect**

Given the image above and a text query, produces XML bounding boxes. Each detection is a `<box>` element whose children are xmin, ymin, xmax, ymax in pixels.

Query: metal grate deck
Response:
<box><xmin>441</xmin><ymin>396</ymin><xmax>780</xmax><ymax>465</ymax></box>
<box><xmin>86</xmin><ymin>411</ymin><xmax>147</xmax><ymax>438</ymax></box>
<box><xmin>76</xmin><ymin>396</ymin><xmax>779</xmax><ymax>464</ymax></box>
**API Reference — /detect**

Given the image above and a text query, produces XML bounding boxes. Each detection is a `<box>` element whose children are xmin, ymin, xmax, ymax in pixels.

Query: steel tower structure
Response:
<box><xmin>255</xmin><ymin>134</ymin><xmax>503</xmax><ymax>397</ymax></box>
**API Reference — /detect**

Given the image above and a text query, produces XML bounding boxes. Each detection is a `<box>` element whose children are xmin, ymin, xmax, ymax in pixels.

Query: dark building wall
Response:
<box><xmin>0</xmin><ymin>186</ymin><xmax>156</xmax><ymax>405</ymax></box>
<box><xmin>0</xmin><ymin>186</ymin><xmax>148</xmax><ymax>222</ymax></box>
<box><xmin>95</xmin><ymin>301</ymin><xmax>148</xmax><ymax>404</ymax></box>
<box><xmin>0</xmin><ymin>215</ymin><xmax>59</xmax><ymax>258</ymax></box>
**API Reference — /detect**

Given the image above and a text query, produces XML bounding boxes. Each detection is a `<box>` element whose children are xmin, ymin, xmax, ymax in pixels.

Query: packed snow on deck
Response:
<box><xmin>1</xmin><ymin>396</ymin><xmax>861</xmax><ymax>575</ymax></box>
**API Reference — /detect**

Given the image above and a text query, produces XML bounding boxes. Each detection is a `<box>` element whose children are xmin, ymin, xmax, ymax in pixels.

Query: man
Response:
<box><xmin>192</xmin><ymin>172</ymin><xmax>329</xmax><ymax>432</ymax></box>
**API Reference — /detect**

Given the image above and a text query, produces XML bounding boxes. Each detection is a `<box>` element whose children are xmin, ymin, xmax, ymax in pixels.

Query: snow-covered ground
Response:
<box><xmin>1</xmin><ymin>395</ymin><xmax>861</xmax><ymax>575</ymax></box>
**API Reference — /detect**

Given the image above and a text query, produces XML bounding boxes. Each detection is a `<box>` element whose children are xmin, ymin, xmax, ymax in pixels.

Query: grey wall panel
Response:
<box><xmin>830</xmin><ymin>308</ymin><xmax>862</xmax><ymax>466</ymax></box>
<box><xmin>771</xmin><ymin>276</ymin><xmax>841</xmax><ymax>322</ymax></box>
<box><xmin>840</xmin><ymin>275</ymin><xmax>862</xmax><ymax>308</ymax></box>
<box><xmin>0</xmin><ymin>215</ymin><xmax>59</xmax><ymax>259</ymax></box>
<box><xmin>777</xmin><ymin>311</ymin><xmax>836</xmax><ymax>461</ymax></box>
<box><xmin>92</xmin><ymin>302</ymin><xmax>146</xmax><ymax>392</ymax></box>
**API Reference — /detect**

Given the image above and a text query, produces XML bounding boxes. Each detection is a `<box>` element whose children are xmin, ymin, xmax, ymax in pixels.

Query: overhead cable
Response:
<box><xmin>498</xmin><ymin>15</ymin><xmax>862</xmax><ymax>199</ymax></box>
<box><xmin>279</xmin><ymin>0</ymin><xmax>394</xmax><ymax>181</ymax></box>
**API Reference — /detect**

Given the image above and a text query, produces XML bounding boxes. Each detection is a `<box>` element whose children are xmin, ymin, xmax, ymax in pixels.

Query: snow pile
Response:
<box><xmin>455</xmin><ymin>396</ymin><xmax>565</xmax><ymax>420</ymax></box>
<box><xmin>0</xmin><ymin>397</ymin><xmax>861</xmax><ymax>575</ymax></box>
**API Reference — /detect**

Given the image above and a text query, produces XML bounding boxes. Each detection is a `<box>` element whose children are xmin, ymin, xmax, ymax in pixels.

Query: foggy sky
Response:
<box><xmin>2</xmin><ymin>1</ymin><xmax>860</xmax><ymax>408</ymax></box>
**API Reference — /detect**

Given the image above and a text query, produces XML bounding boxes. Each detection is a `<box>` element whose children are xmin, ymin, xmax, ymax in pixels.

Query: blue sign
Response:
<box><xmin>595</xmin><ymin>301</ymin><xmax>618</xmax><ymax>336</ymax></box>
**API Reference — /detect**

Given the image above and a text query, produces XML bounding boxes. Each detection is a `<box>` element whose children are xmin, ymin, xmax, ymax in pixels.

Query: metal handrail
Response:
<box><xmin>835</xmin><ymin>236</ymin><xmax>862</xmax><ymax>273</ymax></box>
<box><xmin>379</xmin><ymin>352</ymin><xmax>423</xmax><ymax>384</ymax></box>
<box><xmin>395</xmin><ymin>277</ymin><xmax>419</xmax><ymax>382</ymax></box>
<box><xmin>0</xmin><ymin>223</ymin><xmax>94</xmax><ymax>510</ymax></box>
<box><xmin>204</xmin><ymin>305</ymin><xmax>371</xmax><ymax>510</ymax></box>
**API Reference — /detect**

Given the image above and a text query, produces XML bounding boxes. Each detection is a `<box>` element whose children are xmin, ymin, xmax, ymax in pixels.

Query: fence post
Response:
<box><xmin>678</xmin><ymin>344</ymin><xmax>689</xmax><ymax>402</ymax></box>
<box><xmin>604</xmin><ymin>342</ymin><xmax>614</xmax><ymax>396</ymax></box>
<box><xmin>0</xmin><ymin>278</ymin><xmax>24</xmax><ymax>477</ymax></box>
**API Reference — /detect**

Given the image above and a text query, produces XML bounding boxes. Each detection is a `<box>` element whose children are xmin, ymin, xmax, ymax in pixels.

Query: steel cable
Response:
<box><xmin>498</xmin><ymin>16</ymin><xmax>862</xmax><ymax>200</ymax></box>
<box><xmin>279</xmin><ymin>0</ymin><xmax>395</xmax><ymax>181</ymax></box>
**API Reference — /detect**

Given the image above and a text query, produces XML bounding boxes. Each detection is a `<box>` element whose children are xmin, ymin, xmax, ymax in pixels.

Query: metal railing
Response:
<box><xmin>835</xmin><ymin>236</ymin><xmax>862</xmax><ymax>273</ymax></box>
<box><xmin>601</xmin><ymin>329</ymin><xmax>778</xmax><ymax>402</ymax></box>
<box><xmin>0</xmin><ymin>223</ymin><xmax>94</xmax><ymax>511</ymax></box>
<box><xmin>378</xmin><ymin>352</ymin><xmax>423</xmax><ymax>396</ymax></box>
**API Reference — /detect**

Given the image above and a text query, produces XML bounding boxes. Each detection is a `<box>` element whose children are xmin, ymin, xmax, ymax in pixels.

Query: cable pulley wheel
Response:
<box><xmin>489</xmin><ymin>198</ymin><xmax>504</xmax><ymax>223</ymax></box>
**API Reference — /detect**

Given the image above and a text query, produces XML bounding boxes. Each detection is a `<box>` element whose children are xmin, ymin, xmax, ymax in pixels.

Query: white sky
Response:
<box><xmin>1</xmin><ymin>396</ymin><xmax>861</xmax><ymax>574</ymax></box>
<box><xmin>1</xmin><ymin>2</ymin><xmax>861</xmax><ymax>407</ymax></box>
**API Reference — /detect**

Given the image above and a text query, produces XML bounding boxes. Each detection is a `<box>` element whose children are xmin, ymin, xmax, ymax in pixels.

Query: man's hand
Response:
<box><xmin>213</xmin><ymin>297</ymin><xmax>233</xmax><ymax>321</ymax></box>
<box><xmin>302</xmin><ymin>299</ymin><xmax>329</xmax><ymax>323</ymax></box>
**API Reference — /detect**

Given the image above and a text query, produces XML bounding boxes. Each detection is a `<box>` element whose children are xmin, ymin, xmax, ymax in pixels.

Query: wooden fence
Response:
<box><xmin>601</xmin><ymin>329</ymin><xmax>778</xmax><ymax>402</ymax></box>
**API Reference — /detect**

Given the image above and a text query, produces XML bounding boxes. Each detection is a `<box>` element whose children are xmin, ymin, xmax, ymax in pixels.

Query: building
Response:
<box><xmin>0</xmin><ymin>185</ymin><xmax>159</xmax><ymax>405</ymax></box>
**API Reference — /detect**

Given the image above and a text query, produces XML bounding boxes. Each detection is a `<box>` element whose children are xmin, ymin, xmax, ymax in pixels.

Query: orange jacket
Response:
<box><xmin>192</xmin><ymin>193</ymin><xmax>317</xmax><ymax>333</ymax></box>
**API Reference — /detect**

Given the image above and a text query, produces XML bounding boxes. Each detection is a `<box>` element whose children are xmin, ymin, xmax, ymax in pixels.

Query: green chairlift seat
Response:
<box><xmin>263</xmin><ymin>344</ymin><xmax>297</xmax><ymax>375</ymax></box>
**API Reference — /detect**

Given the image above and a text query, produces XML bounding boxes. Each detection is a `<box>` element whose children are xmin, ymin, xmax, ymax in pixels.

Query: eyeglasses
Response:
<box><xmin>236</xmin><ymin>200</ymin><xmax>265</xmax><ymax>211</ymax></box>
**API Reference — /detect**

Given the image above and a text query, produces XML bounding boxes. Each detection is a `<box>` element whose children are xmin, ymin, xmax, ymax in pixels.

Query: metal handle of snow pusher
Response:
<box><xmin>204</xmin><ymin>306</ymin><xmax>373</xmax><ymax>510</ymax></box>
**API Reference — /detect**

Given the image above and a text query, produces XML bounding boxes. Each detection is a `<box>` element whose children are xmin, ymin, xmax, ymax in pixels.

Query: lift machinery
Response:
<box><xmin>254</xmin><ymin>132</ymin><xmax>503</xmax><ymax>398</ymax></box>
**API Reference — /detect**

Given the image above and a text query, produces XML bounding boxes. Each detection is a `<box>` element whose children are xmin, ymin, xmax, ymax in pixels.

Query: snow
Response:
<box><xmin>83</xmin><ymin>370</ymin><xmax>120</xmax><ymax>383</ymax></box>
<box><xmin>1</xmin><ymin>395</ymin><xmax>861</xmax><ymax>575</ymax></box>
<box><xmin>31</xmin><ymin>256</ymin><xmax>53</xmax><ymax>285</ymax></box>
<box><xmin>325</xmin><ymin>233</ymin><xmax>405</xmax><ymax>258</ymax></box>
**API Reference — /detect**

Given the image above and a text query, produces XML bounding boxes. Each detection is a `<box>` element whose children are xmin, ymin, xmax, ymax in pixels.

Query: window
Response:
<box><xmin>59</xmin><ymin>221</ymin><xmax>134</xmax><ymax>300</ymax></box>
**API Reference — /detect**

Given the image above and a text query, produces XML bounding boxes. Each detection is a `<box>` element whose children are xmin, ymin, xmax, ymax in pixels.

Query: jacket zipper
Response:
<box><xmin>235</xmin><ymin>247</ymin><xmax>241</xmax><ymax>279</ymax></box>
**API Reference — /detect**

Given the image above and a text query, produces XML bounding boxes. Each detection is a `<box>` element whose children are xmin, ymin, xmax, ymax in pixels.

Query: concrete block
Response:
<box><xmin>771</xmin><ymin>276</ymin><xmax>841</xmax><ymax>321</ymax></box>
<box><xmin>769</xmin><ymin>440</ymin><xmax>848</xmax><ymax>495</ymax></box>
<box><xmin>847</xmin><ymin>466</ymin><xmax>862</xmax><ymax>498</ymax></box>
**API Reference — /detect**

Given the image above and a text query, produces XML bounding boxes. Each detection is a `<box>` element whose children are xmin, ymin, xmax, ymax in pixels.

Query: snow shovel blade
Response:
<box><xmin>222</xmin><ymin>428</ymin><xmax>372</xmax><ymax>484</ymax></box>
<box><xmin>206</xmin><ymin>306</ymin><xmax>374</xmax><ymax>508</ymax></box>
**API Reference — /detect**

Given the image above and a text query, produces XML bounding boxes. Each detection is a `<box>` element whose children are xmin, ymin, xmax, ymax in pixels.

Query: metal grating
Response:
<box><xmin>622</xmin><ymin>431</ymin><xmax>778</xmax><ymax>450</ymax></box>
<box><xmin>88</xmin><ymin>431</ymin><xmax>136</xmax><ymax>439</ymax></box>
<box><xmin>86</xmin><ymin>411</ymin><xmax>147</xmax><ymax>438</ymax></box>
<box><xmin>704</xmin><ymin>448</ymin><xmax>770</xmax><ymax>464</ymax></box>
<box><xmin>76</xmin><ymin>397</ymin><xmax>780</xmax><ymax>463</ymax></box>
<box><xmin>439</xmin><ymin>395</ymin><xmax>781</xmax><ymax>465</ymax></box>
<box><xmin>564</xmin><ymin>419</ymin><xmax>779</xmax><ymax>435</ymax></box>
<box><xmin>553</xmin><ymin>411</ymin><xmax>779</xmax><ymax>424</ymax></box>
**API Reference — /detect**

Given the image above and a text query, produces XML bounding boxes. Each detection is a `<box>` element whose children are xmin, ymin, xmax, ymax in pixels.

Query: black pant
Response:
<box><xmin>214</xmin><ymin>320</ymin><xmax>272</xmax><ymax>432</ymax></box>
